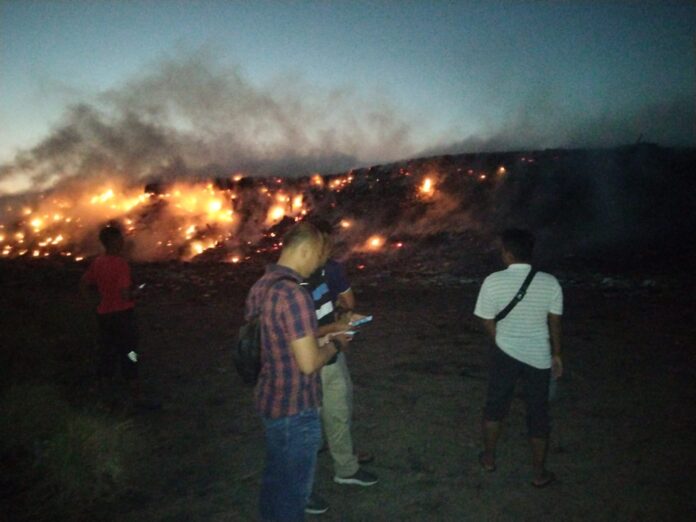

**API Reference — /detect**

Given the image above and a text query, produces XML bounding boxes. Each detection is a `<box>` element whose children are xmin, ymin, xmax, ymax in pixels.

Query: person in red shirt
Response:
<box><xmin>80</xmin><ymin>225</ymin><xmax>140</xmax><ymax>405</ymax></box>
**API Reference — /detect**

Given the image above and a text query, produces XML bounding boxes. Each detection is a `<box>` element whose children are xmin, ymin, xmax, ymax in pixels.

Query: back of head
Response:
<box><xmin>99</xmin><ymin>225</ymin><xmax>123</xmax><ymax>250</ymax></box>
<box><xmin>282</xmin><ymin>221</ymin><xmax>322</xmax><ymax>252</ymax></box>
<box><xmin>500</xmin><ymin>228</ymin><xmax>535</xmax><ymax>262</ymax></box>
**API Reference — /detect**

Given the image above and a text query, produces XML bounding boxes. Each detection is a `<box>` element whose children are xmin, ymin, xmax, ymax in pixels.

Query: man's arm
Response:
<box><xmin>480</xmin><ymin>318</ymin><xmax>496</xmax><ymax>342</ymax></box>
<box><xmin>336</xmin><ymin>288</ymin><xmax>355</xmax><ymax>312</ymax></box>
<box><xmin>548</xmin><ymin>313</ymin><xmax>563</xmax><ymax>378</ymax></box>
<box><xmin>316</xmin><ymin>313</ymin><xmax>350</xmax><ymax>337</ymax></box>
<box><xmin>291</xmin><ymin>335</ymin><xmax>345</xmax><ymax>375</ymax></box>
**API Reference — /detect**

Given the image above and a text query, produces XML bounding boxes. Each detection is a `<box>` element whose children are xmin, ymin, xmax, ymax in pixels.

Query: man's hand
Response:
<box><xmin>551</xmin><ymin>355</ymin><xmax>563</xmax><ymax>379</ymax></box>
<box><xmin>331</xmin><ymin>332</ymin><xmax>352</xmax><ymax>354</ymax></box>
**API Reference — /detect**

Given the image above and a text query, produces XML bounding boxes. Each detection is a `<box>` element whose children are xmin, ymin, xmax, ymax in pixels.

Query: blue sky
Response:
<box><xmin>0</xmin><ymin>1</ymin><xmax>694</xmax><ymax>192</ymax></box>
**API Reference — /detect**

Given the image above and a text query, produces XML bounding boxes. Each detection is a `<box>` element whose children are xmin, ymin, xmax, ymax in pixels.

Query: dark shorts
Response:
<box><xmin>96</xmin><ymin>308</ymin><xmax>139</xmax><ymax>381</ymax></box>
<box><xmin>483</xmin><ymin>344</ymin><xmax>551</xmax><ymax>438</ymax></box>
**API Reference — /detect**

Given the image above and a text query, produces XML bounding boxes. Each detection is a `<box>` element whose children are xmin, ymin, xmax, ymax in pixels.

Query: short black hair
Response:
<box><xmin>98</xmin><ymin>225</ymin><xmax>123</xmax><ymax>248</ymax></box>
<box><xmin>308</xmin><ymin>218</ymin><xmax>333</xmax><ymax>236</ymax></box>
<box><xmin>500</xmin><ymin>228</ymin><xmax>535</xmax><ymax>261</ymax></box>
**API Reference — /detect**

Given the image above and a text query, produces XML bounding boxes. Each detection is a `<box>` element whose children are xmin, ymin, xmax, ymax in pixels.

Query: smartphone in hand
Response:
<box><xmin>350</xmin><ymin>315</ymin><xmax>373</xmax><ymax>327</ymax></box>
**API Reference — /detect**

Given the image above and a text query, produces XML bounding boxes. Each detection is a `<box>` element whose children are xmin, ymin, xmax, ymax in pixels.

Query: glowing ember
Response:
<box><xmin>420</xmin><ymin>177</ymin><xmax>435</xmax><ymax>197</ymax></box>
<box><xmin>366</xmin><ymin>235</ymin><xmax>385</xmax><ymax>250</ymax></box>
<box><xmin>339</xmin><ymin>219</ymin><xmax>351</xmax><ymax>229</ymax></box>
<box><xmin>267</xmin><ymin>205</ymin><xmax>286</xmax><ymax>223</ymax></box>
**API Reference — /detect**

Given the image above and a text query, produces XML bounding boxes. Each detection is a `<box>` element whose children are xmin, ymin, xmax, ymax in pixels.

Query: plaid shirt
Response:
<box><xmin>245</xmin><ymin>264</ymin><xmax>320</xmax><ymax>418</ymax></box>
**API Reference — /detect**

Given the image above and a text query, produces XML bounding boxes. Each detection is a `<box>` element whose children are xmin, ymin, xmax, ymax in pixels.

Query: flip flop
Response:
<box><xmin>531</xmin><ymin>471</ymin><xmax>556</xmax><ymax>488</ymax></box>
<box><xmin>478</xmin><ymin>451</ymin><xmax>496</xmax><ymax>472</ymax></box>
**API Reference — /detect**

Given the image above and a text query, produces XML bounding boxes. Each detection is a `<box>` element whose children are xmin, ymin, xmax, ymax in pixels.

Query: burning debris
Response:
<box><xmin>0</xmin><ymin>144</ymin><xmax>694</xmax><ymax>274</ymax></box>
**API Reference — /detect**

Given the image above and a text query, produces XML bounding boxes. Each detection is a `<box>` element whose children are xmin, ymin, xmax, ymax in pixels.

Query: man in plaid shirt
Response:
<box><xmin>245</xmin><ymin>222</ymin><xmax>350</xmax><ymax>521</ymax></box>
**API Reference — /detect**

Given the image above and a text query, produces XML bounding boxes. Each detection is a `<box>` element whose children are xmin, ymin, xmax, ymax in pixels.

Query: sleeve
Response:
<box><xmin>244</xmin><ymin>286</ymin><xmax>256</xmax><ymax>321</ymax></box>
<box><xmin>473</xmin><ymin>277</ymin><xmax>497</xmax><ymax>320</ymax></box>
<box><xmin>282</xmin><ymin>286</ymin><xmax>318</xmax><ymax>342</ymax></box>
<box><xmin>549</xmin><ymin>279</ymin><xmax>563</xmax><ymax>315</ymax></box>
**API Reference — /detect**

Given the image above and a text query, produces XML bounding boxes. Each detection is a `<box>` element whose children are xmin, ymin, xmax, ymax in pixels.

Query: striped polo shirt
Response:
<box><xmin>245</xmin><ymin>264</ymin><xmax>320</xmax><ymax>419</ymax></box>
<box><xmin>474</xmin><ymin>263</ymin><xmax>563</xmax><ymax>369</ymax></box>
<box><xmin>303</xmin><ymin>266</ymin><xmax>335</xmax><ymax>327</ymax></box>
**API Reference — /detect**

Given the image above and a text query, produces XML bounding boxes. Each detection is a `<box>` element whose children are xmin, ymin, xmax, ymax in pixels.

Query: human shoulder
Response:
<box><xmin>534</xmin><ymin>270</ymin><xmax>561</xmax><ymax>288</ymax></box>
<box><xmin>481</xmin><ymin>268</ymin><xmax>508</xmax><ymax>285</ymax></box>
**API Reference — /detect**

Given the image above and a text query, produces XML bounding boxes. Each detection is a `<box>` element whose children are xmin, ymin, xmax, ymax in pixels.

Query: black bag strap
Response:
<box><xmin>494</xmin><ymin>267</ymin><xmax>538</xmax><ymax>323</ymax></box>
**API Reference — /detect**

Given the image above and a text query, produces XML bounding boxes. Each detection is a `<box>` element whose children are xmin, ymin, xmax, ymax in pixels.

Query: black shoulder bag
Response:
<box><xmin>494</xmin><ymin>268</ymin><xmax>538</xmax><ymax>323</ymax></box>
<box><xmin>234</xmin><ymin>276</ymin><xmax>296</xmax><ymax>385</ymax></box>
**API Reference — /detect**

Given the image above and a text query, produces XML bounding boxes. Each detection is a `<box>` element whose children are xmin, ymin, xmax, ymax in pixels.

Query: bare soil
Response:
<box><xmin>3</xmin><ymin>258</ymin><xmax>695</xmax><ymax>521</ymax></box>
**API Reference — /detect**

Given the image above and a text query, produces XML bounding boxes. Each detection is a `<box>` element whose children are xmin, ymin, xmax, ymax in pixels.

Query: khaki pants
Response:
<box><xmin>320</xmin><ymin>352</ymin><xmax>359</xmax><ymax>477</ymax></box>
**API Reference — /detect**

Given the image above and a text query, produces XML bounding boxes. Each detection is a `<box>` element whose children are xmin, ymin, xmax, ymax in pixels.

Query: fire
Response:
<box><xmin>419</xmin><ymin>177</ymin><xmax>435</xmax><ymax>197</ymax></box>
<box><xmin>0</xmin><ymin>164</ymin><xmax>425</xmax><ymax>261</ymax></box>
<box><xmin>207</xmin><ymin>200</ymin><xmax>222</xmax><ymax>213</ymax></box>
<box><xmin>366</xmin><ymin>235</ymin><xmax>384</xmax><ymax>250</ymax></box>
<box><xmin>267</xmin><ymin>205</ymin><xmax>285</xmax><ymax>223</ymax></box>
<box><xmin>90</xmin><ymin>188</ymin><xmax>115</xmax><ymax>204</ymax></box>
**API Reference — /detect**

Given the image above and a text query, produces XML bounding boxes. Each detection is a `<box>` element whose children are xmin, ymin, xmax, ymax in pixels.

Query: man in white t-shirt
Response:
<box><xmin>474</xmin><ymin>229</ymin><xmax>563</xmax><ymax>488</ymax></box>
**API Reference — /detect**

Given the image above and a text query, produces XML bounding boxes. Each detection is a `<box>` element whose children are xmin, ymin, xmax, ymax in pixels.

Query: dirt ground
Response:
<box><xmin>3</xmin><ymin>258</ymin><xmax>695</xmax><ymax>521</ymax></box>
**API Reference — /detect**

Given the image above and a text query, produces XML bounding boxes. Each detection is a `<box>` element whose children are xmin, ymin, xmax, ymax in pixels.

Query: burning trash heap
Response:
<box><xmin>0</xmin><ymin>156</ymin><xmax>506</xmax><ymax>265</ymax></box>
<box><xmin>1</xmin><ymin>144</ymin><xmax>693</xmax><ymax>271</ymax></box>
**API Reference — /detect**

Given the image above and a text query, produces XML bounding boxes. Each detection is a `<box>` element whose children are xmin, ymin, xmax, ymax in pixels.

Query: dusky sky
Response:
<box><xmin>0</xmin><ymin>1</ymin><xmax>693</xmax><ymax>193</ymax></box>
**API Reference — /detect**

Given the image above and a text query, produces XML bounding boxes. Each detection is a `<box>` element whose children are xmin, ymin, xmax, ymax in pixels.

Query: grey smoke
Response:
<box><xmin>0</xmin><ymin>50</ymin><xmax>417</xmax><ymax>190</ymax></box>
<box><xmin>421</xmin><ymin>93</ymin><xmax>695</xmax><ymax>157</ymax></box>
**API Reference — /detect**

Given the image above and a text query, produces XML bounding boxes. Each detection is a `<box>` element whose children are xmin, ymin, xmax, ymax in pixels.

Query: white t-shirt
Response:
<box><xmin>474</xmin><ymin>264</ymin><xmax>563</xmax><ymax>369</ymax></box>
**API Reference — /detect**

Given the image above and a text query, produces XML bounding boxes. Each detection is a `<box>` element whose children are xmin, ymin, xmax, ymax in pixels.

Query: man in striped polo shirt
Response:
<box><xmin>304</xmin><ymin>219</ymin><xmax>378</xmax><ymax>489</ymax></box>
<box><xmin>474</xmin><ymin>229</ymin><xmax>563</xmax><ymax>488</ymax></box>
<box><xmin>245</xmin><ymin>222</ymin><xmax>350</xmax><ymax>521</ymax></box>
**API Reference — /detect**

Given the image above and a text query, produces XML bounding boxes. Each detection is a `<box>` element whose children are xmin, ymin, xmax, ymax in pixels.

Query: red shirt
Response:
<box><xmin>83</xmin><ymin>255</ymin><xmax>135</xmax><ymax>314</ymax></box>
<box><xmin>245</xmin><ymin>264</ymin><xmax>320</xmax><ymax>419</ymax></box>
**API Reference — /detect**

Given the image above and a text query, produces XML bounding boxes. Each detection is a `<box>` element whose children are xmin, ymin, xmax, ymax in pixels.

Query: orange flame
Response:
<box><xmin>420</xmin><ymin>177</ymin><xmax>435</xmax><ymax>197</ymax></box>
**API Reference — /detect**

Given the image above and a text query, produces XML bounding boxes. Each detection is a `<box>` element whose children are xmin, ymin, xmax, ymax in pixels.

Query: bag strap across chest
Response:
<box><xmin>494</xmin><ymin>267</ymin><xmax>538</xmax><ymax>323</ymax></box>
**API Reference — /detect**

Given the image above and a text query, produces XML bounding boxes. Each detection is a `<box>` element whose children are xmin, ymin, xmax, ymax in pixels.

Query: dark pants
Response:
<box><xmin>260</xmin><ymin>408</ymin><xmax>321</xmax><ymax>522</ymax></box>
<box><xmin>484</xmin><ymin>344</ymin><xmax>551</xmax><ymax>438</ymax></box>
<box><xmin>96</xmin><ymin>308</ymin><xmax>138</xmax><ymax>381</ymax></box>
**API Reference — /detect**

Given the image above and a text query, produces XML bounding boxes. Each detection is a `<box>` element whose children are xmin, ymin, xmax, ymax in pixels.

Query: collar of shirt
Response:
<box><xmin>265</xmin><ymin>263</ymin><xmax>303</xmax><ymax>282</ymax></box>
<box><xmin>507</xmin><ymin>263</ymin><xmax>532</xmax><ymax>270</ymax></box>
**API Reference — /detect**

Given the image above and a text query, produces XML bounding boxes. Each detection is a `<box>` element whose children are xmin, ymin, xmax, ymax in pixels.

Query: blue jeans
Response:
<box><xmin>260</xmin><ymin>408</ymin><xmax>321</xmax><ymax>522</ymax></box>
